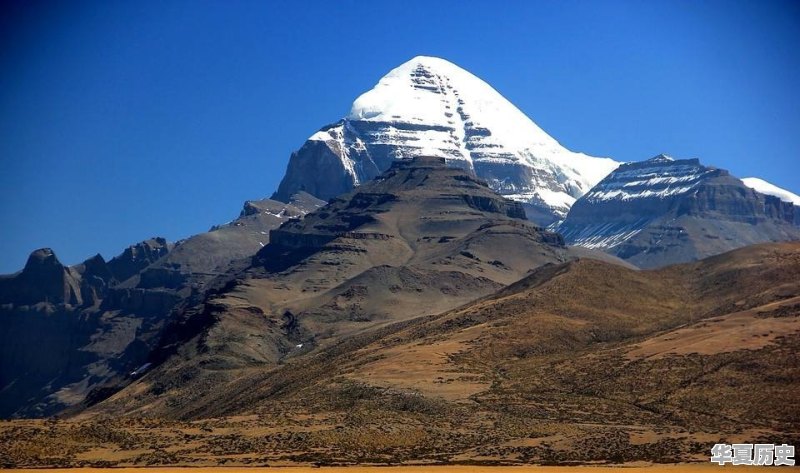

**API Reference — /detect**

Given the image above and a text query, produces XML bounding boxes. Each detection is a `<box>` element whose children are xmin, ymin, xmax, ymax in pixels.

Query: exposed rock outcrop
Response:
<box><xmin>559</xmin><ymin>155</ymin><xmax>800</xmax><ymax>268</ymax></box>
<box><xmin>0</xmin><ymin>192</ymin><xmax>324</xmax><ymax>418</ymax></box>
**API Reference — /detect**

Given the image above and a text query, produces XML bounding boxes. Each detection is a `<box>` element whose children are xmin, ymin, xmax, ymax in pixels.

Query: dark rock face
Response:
<box><xmin>106</xmin><ymin>238</ymin><xmax>171</xmax><ymax>283</ymax></box>
<box><xmin>103</xmin><ymin>287</ymin><xmax>181</xmax><ymax>316</ymax></box>
<box><xmin>0</xmin><ymin>193</ymin><xmax>324</xmax><ymax>419</ymax></box>
<box><xmin>0</xmin><ymin>249</ymin><xmax>81</xmax><ymax>306</ymax></box>
<box><xmin>559</xmin><ymin>155</ymin><xmax>800</xmax><ymax>268</ymax></box>
<box><xmin>261</xmin><ymin>157</ymin><xmax>533</xmax><ymax>268</ymax></box>
<box><xmin>274</xmin><ymin>136</ymin><xmax>374</xmax><ymax>203</ymax></box>
<box><xmin>0</xmin><ymin>242</ymin><xmax>172</xmax><ymax>418</ymax></box>
<box><xmin>461</xmin><ymin>194</ymin><xmax>527</xmax><ymax>219</ymax></box>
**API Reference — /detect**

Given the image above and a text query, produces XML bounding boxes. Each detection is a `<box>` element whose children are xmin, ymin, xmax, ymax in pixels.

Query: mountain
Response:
<box><xmin>135</xmin><ymin>192</ymin><xmax>323</xmax><ymax>289</ymax></box>
<box><xmin>273</xmin><ymin>56</ymin><xmax>619</xmax><ymax>225</ymax></box>
<box><xmin>0</xmin><ymin>239</ymin><xmax>171</xmax><ymax>418</ymax></box>
<box><xmin>0</xmin><ymin>194</ymin><xmax>321</xmax><ymax>418</ymax></box>
<box><xmin>742</xmin><ymin>177</ymin><xmax>800</xmax><ymax>225</ymax></box>
<box><xmin>558</xmin><ymin>154</ymin><xmax>800</xmax><ymax>268</ymax></box>
<box><xmin>741</xmin><ymin>177</ymin><xmax>800</xmax><ymax>206</ymax></box>
<box><xmin>6</xmin><ymin>241</ymin><xmax>798</xmax><ymax>467</ymax></box>
<box><xmin>4</xmin><ymin>53</ymin><xmax>800</xmax><ymax>467</ymax></box>
<box><xmin>72</xmin><ymin>156</ymin><xmax>629</xmax><ymax>420</ymax></box>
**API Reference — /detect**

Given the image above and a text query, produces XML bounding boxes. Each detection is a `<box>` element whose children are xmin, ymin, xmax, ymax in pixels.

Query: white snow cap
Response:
<box><xmin>741</xmin><ymin>177</ymin><xmax>800</xmax><ymax>206</ymax></box>
<box><xmin>342</xmin><ymin>56</ymin><xmax>619</xmax><ymax>214</ymax></box>
<box><xmin>349</xmin><ymin>56</ymin><xmax>556</xmax><ymax>149</ymax></box>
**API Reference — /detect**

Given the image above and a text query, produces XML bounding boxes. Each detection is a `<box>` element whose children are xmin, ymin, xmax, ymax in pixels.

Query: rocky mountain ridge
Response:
<box><xmin>72</xmin><ymin>156</ymin><xmax>629</xmax><ymax>419</ymax></box>
<box><xmin>558</xmin><ymin>154</ymin><xmax>800</xmax><ymax>268</ymax></box>
<box><xmin>0</xmin><ymin>194</ymin><xmax>321</xmax><ymax>418</ymax></box>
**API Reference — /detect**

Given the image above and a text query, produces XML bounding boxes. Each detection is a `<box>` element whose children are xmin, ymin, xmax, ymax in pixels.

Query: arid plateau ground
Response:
<box><xmin>1</xmin><ymin>464</ymin><xmax>780</xmax><ymax>472</ymax></box>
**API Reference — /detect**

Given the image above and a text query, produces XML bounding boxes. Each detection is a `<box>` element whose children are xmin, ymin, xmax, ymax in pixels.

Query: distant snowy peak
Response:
<box><xmin>278</xmin><ymin>56</ymin><xmax>619</xmax><ymax>224</ymax></box>
<box><xmin>346</xmin><ymin>56</ymin><xmax>559</xmax><ymax>151</ymax></box>
<box><xmin>582</xmin><ymin>154</ymin><xmax>721</xmax><ymax>203</ymax></box>
<box><xmin>741</xmin><ymin>177</ymin><xmax>800</xmax><ymax>206</ymax></box>
<box><xmin>559</xmin><ymin>154</ymin><xmax>800</xmax><ymax>262</ymax></box>
<box><xmin>558</xmin><ymin>154</ymin><xmax>726</xmax><ymax>250</ymax></box>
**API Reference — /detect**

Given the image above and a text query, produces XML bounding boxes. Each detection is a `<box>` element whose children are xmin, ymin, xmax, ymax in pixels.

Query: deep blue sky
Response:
<box><xmin>1</xmin><ymin>0</ymin><xmax>799</xmax><ymax>273</ymax></box>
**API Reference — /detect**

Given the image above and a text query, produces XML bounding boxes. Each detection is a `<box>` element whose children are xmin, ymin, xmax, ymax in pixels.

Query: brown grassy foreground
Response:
<box><xmin>2</xmin><ymin>465</ymin><xmax>773</xmax><ymax>473</ymax></box>
<box><xmin>2</xmin><ymin>245</ymin><xmax>798</xmax><ymax>469</ymax></box>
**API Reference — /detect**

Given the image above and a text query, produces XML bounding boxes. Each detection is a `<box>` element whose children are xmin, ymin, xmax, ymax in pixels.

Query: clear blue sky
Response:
<box><xmin>1</xmin><ymin>0</ymin><xmax>799</xmax><ymax>273</ymax></box>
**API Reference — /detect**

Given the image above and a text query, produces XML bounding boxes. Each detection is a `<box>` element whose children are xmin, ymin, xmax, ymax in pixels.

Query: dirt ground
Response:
<box><xmin>3</xmin><ymin>464</ymin><xmax>772</xmax><ymax>473</ymax></box>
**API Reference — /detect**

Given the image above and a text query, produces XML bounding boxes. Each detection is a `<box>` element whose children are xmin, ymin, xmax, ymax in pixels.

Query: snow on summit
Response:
<box><xmin>348</xmin><ymin>56</ymin><xmax>557</xmax><ymax>151</ymax></box>
<box><xmin>279</xmin><ymin>56</ymin><xmax>620</xmax><ymax>223</ymax></box>
<box><xmin>347</xmin><ymin>56</ymin><xmax>620</xmax><ymax>214</ymax></box>
<box><xmin>741</xmin><ymin>177</ymin><xmax>800</xmax><ymax>206</ymax></box>
<box><xmin>276</xmin><ymin>57</ymin><xmax>798</xmax><ymax>230</ymax></box>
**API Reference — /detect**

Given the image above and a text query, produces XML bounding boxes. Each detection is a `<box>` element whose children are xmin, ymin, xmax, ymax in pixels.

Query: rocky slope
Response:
<box><xmin>134</xmin><ymin>192</ymin><xmax>323</xmax><ymax>289</ymax></box>
<box><xmin>0</xmin><ymin>239</ymin><xmax>171</xmax><ymax>418</ymax></box>
<box><xmin>558</xmin><ymin>154</ymin><xmax>800</xmax><ymax>268</ymax></box>
<box><xmin>273</xmin><ymin>56</ymin><xmax>620</xmax><ymax>225</ymax></box>
<box><xmin>6</xmin><ymin>242</ymin><xmax>798</xmax><ymax>467</ymax></box>
<box><xmin>0</xmin><ymin>194</ymin><xmax>322</xmax><ymax>418</ymax></box>
<box><xmin>80</xmin><ymin>156</ymin><xmax>628</xmax><ymax>420</ymax></box>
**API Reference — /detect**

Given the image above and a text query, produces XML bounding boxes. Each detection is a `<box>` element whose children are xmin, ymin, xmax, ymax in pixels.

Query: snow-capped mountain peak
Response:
<box><xmin>275</xmin><ymin>56</ymin><xmax>620</xmax><ymax>224</ymax></box>
<box><xmin>649</xmin><ymin>153</ymin><xmax>675</xmax><ymax>163</ymax></box>
<box><xmin>741</xmin><ymin>177</ymin><xmax>800</xmax><ymax>206</ymax></box>
<box><xmin>558</xmin><ymin>155</ymin><xmax>800</xmax><ymax>268</ymax></box>
<box><xmin>581</xmin><ymin>155</ymin><xmax>716</xmax><ymax>203</ymax></box>
<box><xmin>347</xmin><ymin>56</ymin><xmax>558</xmax><ymax>151</ymax></box>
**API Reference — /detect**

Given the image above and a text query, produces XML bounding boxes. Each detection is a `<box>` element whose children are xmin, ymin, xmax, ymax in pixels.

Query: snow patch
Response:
<box><xmin>741</xmin><ymin>177</ymin><xmax>800</xmax><ymax>206</ymax></box>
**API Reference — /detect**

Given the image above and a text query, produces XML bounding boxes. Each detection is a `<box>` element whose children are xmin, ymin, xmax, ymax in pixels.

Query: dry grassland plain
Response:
<box><xmin>4</xmin><ymin>464</ymin><xmax>775</xmax><ymax>473</ymax></box>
